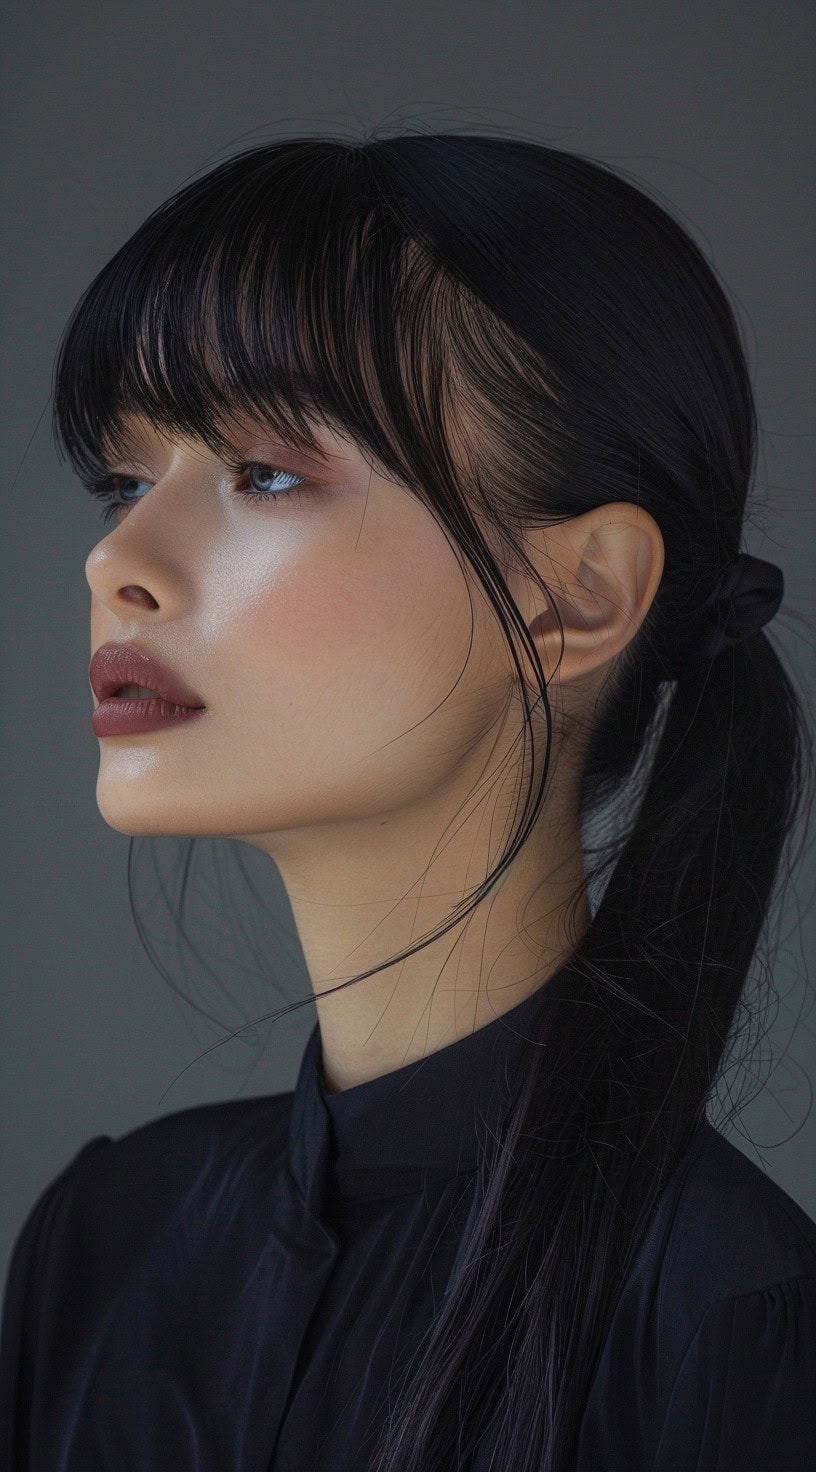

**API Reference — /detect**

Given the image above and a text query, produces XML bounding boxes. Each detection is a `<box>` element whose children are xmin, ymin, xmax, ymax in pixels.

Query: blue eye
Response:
<box><xmin>233</xmin><ymin>461</ymin><xmax>308</xmax><ymax>506</ymax></box>
<box><xmin>83</xmin><ymin>461</ymin><xmax>309</xmax><ymax>526</ymax></box>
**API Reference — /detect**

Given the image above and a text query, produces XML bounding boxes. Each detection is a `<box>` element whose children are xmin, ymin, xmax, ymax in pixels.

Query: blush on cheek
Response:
<box><xmin>237</xmin><ymin>493</ymin><xmax>465</xmax><ymax>684</ymax></box>
<box><xmin>263</xmin><ymin>558</ymin><xmax>424</xmax><ymax>665</ymax></box>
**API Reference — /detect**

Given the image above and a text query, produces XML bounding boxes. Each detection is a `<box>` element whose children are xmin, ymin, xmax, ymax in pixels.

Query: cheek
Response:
<box><xmin>203</xmin><ymin>488</ymin><xmax>499</xmax><ymax>816</ymax></box>
<box><xmin>261</xmin><ymin>560</ymin><xmax>398</xmax><ymax>665</ymax></box>
<box><xmin>219</xmin><ymin>548</ymin><xmax>458</xmax><ymax>815</ymax></box>
<box><xmin>241</xmin><ymin>540</ymin><xmax>465</xmax><ymax>697</ymax></box>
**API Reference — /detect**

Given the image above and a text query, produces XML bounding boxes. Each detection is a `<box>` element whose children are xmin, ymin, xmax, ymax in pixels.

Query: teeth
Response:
<box><xmin>117</xmin><ymin>685</ymin><xmax>162</xmax><ymax>698</ymax></box>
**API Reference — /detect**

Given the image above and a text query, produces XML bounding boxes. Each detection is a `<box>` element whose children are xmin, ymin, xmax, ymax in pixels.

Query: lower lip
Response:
<box><xmin>91</xmin><ymin>697</ymin><xmax>207</xmax><ymax>737</ymax></box>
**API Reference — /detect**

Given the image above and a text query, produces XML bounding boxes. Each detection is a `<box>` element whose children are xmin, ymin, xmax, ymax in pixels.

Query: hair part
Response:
<box><xmin>53</xmin><ymin>126</ymin><xmax>816</xmax><ymax>1470</ymax></box>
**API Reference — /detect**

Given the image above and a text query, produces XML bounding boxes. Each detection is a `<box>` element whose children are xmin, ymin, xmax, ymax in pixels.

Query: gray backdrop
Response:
<box><xmin>2</xmin><ymin>0</ymin><xmax>815</xmax><ymax>1299</ymax></box>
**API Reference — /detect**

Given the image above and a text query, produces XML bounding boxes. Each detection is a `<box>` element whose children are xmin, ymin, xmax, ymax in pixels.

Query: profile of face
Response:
<box><xmin>85</xmin><ymin>405</ymin><xmax>663</xmax><ymax>1084</ymax></box>
<box><xmin>87</xmin><ymin>411</ymin><xmax>529</xmax><ymax>851</ymax></box>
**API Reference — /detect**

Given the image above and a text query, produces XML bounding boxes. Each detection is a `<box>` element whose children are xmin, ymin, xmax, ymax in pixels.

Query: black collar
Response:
<box><xmin>286</xmin><ymin>972</ymin><xmax>568</xmax><ymax>1207</ymax></box>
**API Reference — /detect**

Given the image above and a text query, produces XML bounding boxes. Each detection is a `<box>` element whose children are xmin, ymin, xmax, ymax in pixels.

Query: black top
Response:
<box><xmin>2</xmin><ymin>979</ymin><xmax>816</xmax><ymax>1471</ymax></box>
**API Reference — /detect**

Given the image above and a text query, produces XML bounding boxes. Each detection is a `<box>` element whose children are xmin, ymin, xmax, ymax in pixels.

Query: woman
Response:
<box><xmin>1</xmin><ymin>129</ymin><xmax>814</xmax><ymax>1471</ymax></box>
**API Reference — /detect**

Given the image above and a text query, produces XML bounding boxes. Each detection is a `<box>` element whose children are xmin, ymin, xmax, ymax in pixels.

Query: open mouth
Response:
<box><xmin>112</xmin><ymin>685</ymin><xmax>164</xmax><ymax>699</ymax></box>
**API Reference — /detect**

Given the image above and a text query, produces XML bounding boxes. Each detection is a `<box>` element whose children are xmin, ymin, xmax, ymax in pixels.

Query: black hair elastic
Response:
<box><xmin>670</xmin><ymin>552</ymin><xmax>784</xmax><ymax>680</ymax></box>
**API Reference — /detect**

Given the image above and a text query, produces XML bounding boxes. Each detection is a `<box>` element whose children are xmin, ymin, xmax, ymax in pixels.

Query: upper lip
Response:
<box><xmin>88</xmin><ymin>643</ymin><xmax>206</xmax><ymax>707</ymax></box>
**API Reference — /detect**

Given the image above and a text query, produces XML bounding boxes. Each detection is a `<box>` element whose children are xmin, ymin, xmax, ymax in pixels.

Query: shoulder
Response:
<box><xmin>645</xmin><ymin>1121</ymin><xmax>816</xmax><ymax>1466</ymax></box>
<box><xmin>2</xmin><ymin>1091</ymin><xmax>294</xmax><ymax>1315</ymax></box>
<box><xmin>658</xmin><ymin>1117</ymin><xmax>816</xmax><ymax>1308</ymax></box>
<box><xmin>576</xmin><ymin>1120</ymin><xmax>816</xmax><ymax>1468</ymax></box>
<box><xmin>0</xmin><ymin>1092</ymin><xmax>295</xmax><ymax>1460</ymax></box>
<box><xmin>655</xmin><ymin>1120</ymin><xmax>816</xmax><ymax>1412</ymax></box>
<box><xmin>634</xmin><ymin>1117</ymin><xmax>816</xmax><ymax>1376</ymax></box>
<box><xmin>76</xmin><ymin>1088</ymin><xmax>294</xmax><ymax>1187</ymax></box>
<box><xmin>599</xmin><ymin>1116</ymin><xmax>816</xmax><ymax>1368</ymax></box>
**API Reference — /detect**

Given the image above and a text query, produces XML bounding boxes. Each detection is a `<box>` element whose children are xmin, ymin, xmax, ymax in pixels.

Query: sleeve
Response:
<box><xmin>654</xmin><ymin>1274</ymin><xmax>816</xmax><ymax>1471</ymax></box>
<box><xmin>0</xmin><ymin>1136</ymin><xmax>112</xmax><ymax>1470</ymax></box>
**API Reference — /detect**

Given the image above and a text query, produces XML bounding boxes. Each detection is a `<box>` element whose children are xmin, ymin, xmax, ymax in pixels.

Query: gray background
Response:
<box><xmin>2</xmin><ymin>0</ymin><xmax>814</xmax><ymax>1299</ymax></box>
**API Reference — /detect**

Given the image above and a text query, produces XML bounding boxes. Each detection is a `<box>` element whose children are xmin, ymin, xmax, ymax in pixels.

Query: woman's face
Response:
<box><xmin>85</xmin><ymin>407</ymin><xmax>640</xmax><ymax>1083</ymax></box>
<box><xmin>86</xmin><ymin>411</ymin><xmax>524</xmax><ymax>866</ymax></box>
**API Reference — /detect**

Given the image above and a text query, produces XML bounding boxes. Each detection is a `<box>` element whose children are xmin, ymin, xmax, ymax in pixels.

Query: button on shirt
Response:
<box><xmin>2</xmin><ymin>977</ymin><xmax>816</xmax><ymax>1470</ymax></box>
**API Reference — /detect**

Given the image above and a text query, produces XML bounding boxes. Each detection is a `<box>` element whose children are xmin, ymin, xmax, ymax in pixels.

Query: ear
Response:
<box><xmin>512</xmin><ymin>503</ymin><xmax>665</xmax><ymax>685</ymax></box>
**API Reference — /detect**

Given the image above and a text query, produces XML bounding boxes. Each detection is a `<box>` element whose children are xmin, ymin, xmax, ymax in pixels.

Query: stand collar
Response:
<box><xmin>286</xmin><ymin>973</ymin><xmax>568</xmax><ymax>1207</ymax></box>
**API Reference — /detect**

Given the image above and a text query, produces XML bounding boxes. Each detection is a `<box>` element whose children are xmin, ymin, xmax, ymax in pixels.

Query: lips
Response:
<box><xmin>88</xmin><ymin>643</ymin><xmax>206</xmax><ymax>708</ymax></box>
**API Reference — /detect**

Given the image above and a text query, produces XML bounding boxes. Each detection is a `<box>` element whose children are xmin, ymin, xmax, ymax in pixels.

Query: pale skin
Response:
<box><xmin>86</xmin><ymin>410</ymin><xmax>665</xmax><ymax>1092</ymax></box>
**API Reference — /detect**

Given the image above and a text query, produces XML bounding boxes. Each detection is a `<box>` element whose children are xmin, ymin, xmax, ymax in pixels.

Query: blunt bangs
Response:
<box><xmin>51</xmin><ymin>139</ymin><xmax>467</xmax><ymax>505</ymax></box>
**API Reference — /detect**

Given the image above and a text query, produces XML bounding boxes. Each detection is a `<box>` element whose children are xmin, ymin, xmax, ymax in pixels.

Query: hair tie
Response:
<box><xmin>670</xmin><ymin>552</ymin><xmax>784</xmax><ymax>680</ymax></box>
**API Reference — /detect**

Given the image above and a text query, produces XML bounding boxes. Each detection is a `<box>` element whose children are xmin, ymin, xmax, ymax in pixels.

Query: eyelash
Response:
<box><xmin>83</xmin><ymin>460</ymin><xmax>311</xmax><ymax>526</ymax></box>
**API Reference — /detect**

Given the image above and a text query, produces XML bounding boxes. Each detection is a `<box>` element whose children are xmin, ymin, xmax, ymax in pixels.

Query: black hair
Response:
<box><xmin>52</xmin><ymin>125</ymin><xmax>815</xmax><ymax>1470</ymax></box>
